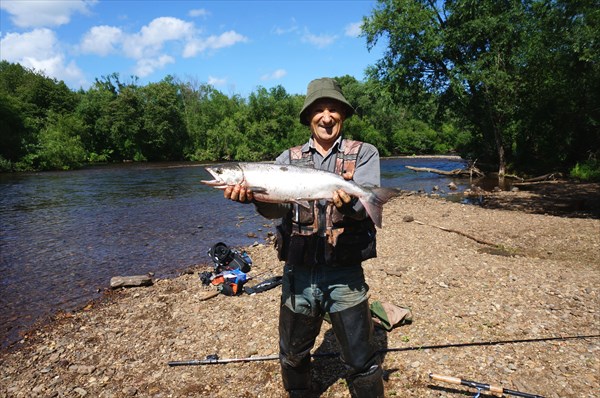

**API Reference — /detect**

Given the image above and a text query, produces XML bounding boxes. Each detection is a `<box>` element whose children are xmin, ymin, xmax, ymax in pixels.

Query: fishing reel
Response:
<box><xmin>207</xmin><ymin>242</ymin><xmax>252</xmax><ymax>273</ymax></box>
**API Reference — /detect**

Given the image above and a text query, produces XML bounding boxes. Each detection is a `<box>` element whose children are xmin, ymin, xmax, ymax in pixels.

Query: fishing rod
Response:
<box><xmin>169</xmin><ymin>353</ymin><xmax>281</xmax><ymax>366</ymax></box>
<box><xmin>168</xmin><ymin>333</ymin><xmax>600</xmax><ymax>367</ymax></box>
<box><xmin>429</xmin><ymin>373</ymin><xmax>544</xmax><ymax>398</ymax></box>
<box><xmin>381</xmin><ymin>333</ymin><xmax>600</xmax><ymax>354</ymax></box>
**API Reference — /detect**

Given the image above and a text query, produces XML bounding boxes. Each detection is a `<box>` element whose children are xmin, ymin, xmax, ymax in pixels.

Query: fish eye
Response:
<box><xmin>216</xmin><ymin>168</ymin><xmax>223</xmax><ymax>174</ymax></box>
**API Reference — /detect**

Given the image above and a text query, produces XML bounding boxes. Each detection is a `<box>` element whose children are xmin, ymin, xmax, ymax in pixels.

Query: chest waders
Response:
<box><xmin>278</xmin><ymin>140</ymin><xmax>384</xmax><ymax>398</ymax></box>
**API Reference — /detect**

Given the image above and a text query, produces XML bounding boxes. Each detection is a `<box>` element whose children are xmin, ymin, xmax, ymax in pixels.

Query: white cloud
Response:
<box><xmin>1</xmin><ymin>28</ymin><xmax>58</xmax><ymax>59</ymax></box>
<box><xmin>123</xmin><ymin>17</ymin><xmax>195</xmax><ymax>59</ymax></box>
<box><xmin>80</xmin><ymin>25</ymin><xmax>123</xmax><ymax>56</ymax></box>
<box><xmin>272</xmin><ymin>18</ymin><xmax>298</xmax><ymax>35</ymax></box>
<box><xmin>0</xmin><ymin>28</ymin><xmax>86</xmax><ymax>86</ymax></box>
<box><xmin>301</xmin><ymin>29</ymin><xmax>337</xmax><ymax>49</ymax></box>
<box><xmin>134</xmin><ymin>55</ymin><xmax>175</xmax><ymax>78</ymax></box>
<box><xmin>0</xmin><ymin>0</ymin><xmax>95</xmax><ymax>28</ymax></box>
<box><xmin>79</xmin><ymin>16</ymin><xmax>200</xmax><ymax>77</ymax></box>
<box><xmin>208</xmin><ymin>76</ymin><xmax>227</xmax><ymax>86</ymax></box>
<box><xmin>183</xmin><ymin>30</ymin><xmax>248</xmax><ymax>57</ymax></box>
<box><xmin>189</xmin><ymin>8</ymin><xmax>210</xmax><ymax>18</ymax></box>
<box><xmin>345</xmin><ymin>22</ymin><xmax>362</xmax><ymax>37</ymax></box>
<box><xmin>77</xmin><ymin>17</ymin><xmax>247</xmax><ymax>78</ymax></box>
<box><xmin>260</xmin><ymin>69</ymin><xmax>287</xmax><ymax>81</ymax></box>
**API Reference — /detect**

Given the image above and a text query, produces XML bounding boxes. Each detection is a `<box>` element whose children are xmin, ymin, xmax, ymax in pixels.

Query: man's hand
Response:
<box><xmin>332</xmin><ymin>189</ymin><xmax>354</xmax><ymax>213</ymax></box>
<box><xmin>224</xmin><ymin>184</ymin><xmax>254</xmax><ymax>203</ymax></box>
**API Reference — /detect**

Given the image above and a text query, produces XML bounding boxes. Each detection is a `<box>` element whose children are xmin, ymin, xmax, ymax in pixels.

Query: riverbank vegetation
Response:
<box><xmin>1</xmin><ymin>1</ymin><xmax>598</xmax><ymax>180</ymax></box>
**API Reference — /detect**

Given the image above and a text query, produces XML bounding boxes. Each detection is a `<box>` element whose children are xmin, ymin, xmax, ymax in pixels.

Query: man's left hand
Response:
<box><xmin>332</xmin><ymin>189</ymin><xmax>355</xmax><ymax>214</ymax></box>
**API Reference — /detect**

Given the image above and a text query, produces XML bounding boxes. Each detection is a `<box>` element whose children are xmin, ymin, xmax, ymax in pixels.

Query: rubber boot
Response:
<box><xmin>328</xmin><ymin>300</ymin><xmax>384</xmax><ymax>398</ymax></box>
<box><xmin>279</xmin><ymin>305</ymin><xmax>323</xmax><ymax>393</ymax></box>
<box><xmin>347</xmin><ymin>365</ymin><xmax>385</xmax><ymax>398</ymax></box>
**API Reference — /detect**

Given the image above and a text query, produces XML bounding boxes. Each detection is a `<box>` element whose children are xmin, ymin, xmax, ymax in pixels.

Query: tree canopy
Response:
<box><xmin>362</xmin><ymin>0</ymin><xmax>599</xmax><ymax>176</ymax></box>
<box><xmin>0</xmin><ymin>2</ymin><xmax>597</xmax><ymax>180</ymax></box>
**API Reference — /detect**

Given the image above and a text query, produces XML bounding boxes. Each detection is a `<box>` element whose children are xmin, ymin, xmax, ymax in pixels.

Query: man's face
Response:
<box><xmin>309</xmin><ymin>100</ymin><xmax>345</xmax><ymax>145</ymax></box>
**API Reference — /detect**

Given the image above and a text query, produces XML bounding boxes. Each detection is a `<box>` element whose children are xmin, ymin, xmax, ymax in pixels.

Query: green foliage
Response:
<box><xmin>18</xmin><ymin>112</ymin><xmax>87</xmax><ymax>170</ymax></box>
<box><xmin>391</xmin><ymin>119</ymin><xmax>438</xmax><ymax>154</ymax></box>
<box><xmin>2</xmin><ymin>0</ymin><xmax>596</xmax><ymax>181</ymax></box>
<box><xmin>0</xmin><ymin>91</ymin><xmax>28</xmax><ymax>162</ymax></box>
<box><xmin>362</xmin><ymin>0</ymin><xmax>599</xmax><ymax>174</ymax></box>
<box><xmin>570</xmin><ymin>158</ymin><xmax>600</xmax><ymax>182</ymax></box>
<box><xmin>0</xmin><ymin>156</ymin><xmax>13</xmax><ymax>172</ymax></box>
<box><xmin>0</xmin><ymin>61</ymin><xmax>471</xmax><ymax>170</ymax></box>
<box><xmin>140</xmin><ymin>76</ymin><xmax>187</xmax><ymax>160</ymax></box>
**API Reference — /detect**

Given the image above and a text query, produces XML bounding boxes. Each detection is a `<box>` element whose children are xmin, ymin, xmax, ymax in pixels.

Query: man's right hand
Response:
<box><xmin>224</xmin><ymin>184</ymin><xmax>254</xmax><ymax>203</ymax></box>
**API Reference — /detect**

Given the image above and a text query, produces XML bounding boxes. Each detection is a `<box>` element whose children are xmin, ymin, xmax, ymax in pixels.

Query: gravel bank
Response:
<box><xmin>1</xmin><ymin>186</ymin><xmax>599</xmax><ymax>398</ymax></box>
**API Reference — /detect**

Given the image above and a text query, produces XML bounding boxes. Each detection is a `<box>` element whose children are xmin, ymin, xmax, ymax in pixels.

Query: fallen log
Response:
<box><xmin>514</xmin><ymin>172</ymin><xmax>564</xmax><ymax>184</ymax></box>
<box><xmin>405</xmin><ymin>165</ymin><xmax>484</xmax><ymax>178</ymax></box>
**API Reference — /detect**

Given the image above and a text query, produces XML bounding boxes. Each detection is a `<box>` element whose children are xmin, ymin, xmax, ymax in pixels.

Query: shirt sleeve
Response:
<box><xmin>352</xmin><ymin>143</ymin><xmax>381</xmax><ymax>188</ymax></box>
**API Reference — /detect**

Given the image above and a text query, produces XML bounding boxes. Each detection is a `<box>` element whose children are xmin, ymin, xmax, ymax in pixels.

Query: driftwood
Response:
<box><xmin>110</xmin><ymin>275</ymin><xmax>153</xmax><ymax>289</ymax></box>
<box><xmin>199</xmin><ymin>290</ymin><xmax>220</xmax><ymax>301</ymax></box>
<box><xmin>513</xmin><ymin>172</ymin><xmax>564</xmax><ymax>185</ymax></box>
<box><xmin>405</xmin><ymin>165</ymin><xmax>485</xmax><ymax>178</ymax></box>
<box><xmin>412</xmin><ymin>220</ymin><xmax>498</xmax><ymax>247</ymax></box>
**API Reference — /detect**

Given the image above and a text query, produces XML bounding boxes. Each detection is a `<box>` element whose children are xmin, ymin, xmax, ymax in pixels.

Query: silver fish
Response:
<box><xmin>201</xmin><ymin>162</ymin><xmax>399</xmax><ymax>228</ymax></box>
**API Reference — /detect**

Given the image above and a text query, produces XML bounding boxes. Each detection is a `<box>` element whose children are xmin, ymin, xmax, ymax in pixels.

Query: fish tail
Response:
<box><xmin>359</xmin><ymin>187</ymin><xmax>401</xmax><ymax>228</ymax></box>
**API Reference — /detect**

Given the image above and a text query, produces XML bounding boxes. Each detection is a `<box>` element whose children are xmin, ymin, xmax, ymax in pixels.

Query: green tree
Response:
<box><xmin>107</xmin><ymin>77</ymin><xmax>144</xmax><ymax>161</ymax></box>
<box><xmin>140</xmin><ymin>76</ymin><xmax>187</xmax><ymax>161</ymax></box>
<box><xmin>246</xmin><ymin>85</ymin><xmax>305</xmax><ymax>159</ymax></box>
<box><xmin>76</xmin><ymin>81</ymin><xmax>116</xmax><ymax>162</ymax></box>
<box><xmin>363</xmin><ymin>0</ymin><xmax>600</xmax><ymax>175</ymax></box>
<box><xmin>514</xmin><ymin>0</ymin><xmax>600</xmax><ymax>173</ymax></box>
<box><xmin>363</xmin><ymin>0</ymin><xmax>533</xmax><ymax>175</ymax></box>
<box><xmin>19</xmin><ymin>112</ymin><xmax>87</xmax><ymax>170</ymax></box>
<box><xmin>179</xmin><ymin>80</ymin><xmax>247</xmax><ymax>161</ymax></box>
<box><xmin>0</xmin><ymin>61</ymin><xmax>81</xmax><ymax>170</ymax></box>
<box><xmin>0</xmin><ymin>92</ymin><xmax>27</xmax><ymax>167</ymax></box>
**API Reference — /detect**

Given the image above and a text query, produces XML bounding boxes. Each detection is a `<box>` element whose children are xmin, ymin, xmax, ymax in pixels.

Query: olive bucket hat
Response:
<box><xmin>299</xmin><ymin>77</ymin><xmax>355</xmax><ymax>125</ymax></box>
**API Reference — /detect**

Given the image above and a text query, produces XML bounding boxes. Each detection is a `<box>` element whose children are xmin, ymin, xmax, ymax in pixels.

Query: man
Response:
<box><xmin>224</xmin><ymin>78</ymin><xmax>384</xmax><ymax>397</ymax></box>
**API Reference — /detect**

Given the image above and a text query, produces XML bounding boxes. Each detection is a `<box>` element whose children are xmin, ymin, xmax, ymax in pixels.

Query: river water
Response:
<box><xmin>0</xmin><ymin>157</ymin><xmax>469</xmax><ymax>347</ymax></box>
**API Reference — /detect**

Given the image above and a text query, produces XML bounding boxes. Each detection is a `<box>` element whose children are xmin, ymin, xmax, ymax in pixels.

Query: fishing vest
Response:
<box><xmin>287</xmin><ymin>139</ymin><xmax>363</xmax><ymax>240</ymax></box>
<box><xmin>275</xmin><ymin>140</ymin><xmax>377</xmax><ymax>266</ymax></box>
<box><xmin>276</xmin><ymin>140</ymin><xmax>375</xmax><ymax>252</ymax></box>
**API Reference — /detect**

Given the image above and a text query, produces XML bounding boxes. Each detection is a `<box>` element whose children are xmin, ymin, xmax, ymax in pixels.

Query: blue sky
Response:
<box><xmin>0</xmin><ymin>0</ymin><xmax>386</xmax><ymax>97</ymax></box>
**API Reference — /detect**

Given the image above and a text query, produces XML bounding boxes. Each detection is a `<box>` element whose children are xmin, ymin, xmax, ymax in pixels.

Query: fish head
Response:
<box><xmin>201</xmin><ymin>164</ymin><xmax>245</xmax><ymax>188</ymax></box>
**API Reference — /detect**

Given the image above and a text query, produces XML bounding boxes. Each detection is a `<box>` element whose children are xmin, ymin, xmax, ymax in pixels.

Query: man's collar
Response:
<box><xmin>307</xmin><ymin>136</ymin><xmax>343</xmax><ymax>153</ymax></box>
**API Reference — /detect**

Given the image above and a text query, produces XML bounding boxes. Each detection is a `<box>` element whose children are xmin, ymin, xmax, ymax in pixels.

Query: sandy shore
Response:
<box><xmin>1</xmin><ymin>183</ymin><xmax>599</xmax><ymax>398</ymax></box>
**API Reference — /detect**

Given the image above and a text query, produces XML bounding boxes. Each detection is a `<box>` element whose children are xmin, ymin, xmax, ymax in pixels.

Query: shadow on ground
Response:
<box><xmin>479</xmin><ymin>181</ymin><xmax>600</xmax><ymax>219</ymax></box>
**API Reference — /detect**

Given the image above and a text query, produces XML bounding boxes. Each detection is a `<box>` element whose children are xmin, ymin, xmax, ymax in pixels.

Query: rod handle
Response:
<box><xmin>429</xmin><ymin>373</ymin><xmax>461</xmax><ymax>385</ymax></box>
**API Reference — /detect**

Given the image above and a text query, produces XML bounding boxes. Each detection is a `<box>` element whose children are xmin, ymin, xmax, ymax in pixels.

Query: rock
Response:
<box><xmin>110</xmin><ymin>275</ymin><xmax>153</xmax><ymax>289</ymax></box>
<box><xmin>121</xmin><ymin>387</ymin><xmax>138</xmax><ymax>396</ymax></box>
<box><xmin>448</xmin><ymin>182</ymin><xmax>458</xmax><ymax>190</ymax></box>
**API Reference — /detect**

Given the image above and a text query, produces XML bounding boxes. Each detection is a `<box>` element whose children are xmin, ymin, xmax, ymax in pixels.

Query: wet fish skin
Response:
<box><xmin>201</xmin><ymin>162</ymin><xmax>399</xmax><ymax>228</ymax></box>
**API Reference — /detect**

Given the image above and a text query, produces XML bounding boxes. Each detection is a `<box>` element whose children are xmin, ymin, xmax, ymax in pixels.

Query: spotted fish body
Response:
<box><xmin>201</xmin><ymin>162</ymin><xmax>399</xmax><ymax>228</ymax></box>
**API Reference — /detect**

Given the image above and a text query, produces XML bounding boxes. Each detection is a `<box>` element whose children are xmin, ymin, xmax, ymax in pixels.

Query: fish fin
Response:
<box><xmin>359</xmin><ymin>187</ymin><xmax>402</xmax><ymax>228</ymax></box>
<box><xmin>251</xmin><ymin>187</ymin><xmax>268</xmax><ymax>194</ymax></box>
<box><xmin>294</xmin><ymin>200</ymin><xmax>311</xmax><ymax>209</ymax></box>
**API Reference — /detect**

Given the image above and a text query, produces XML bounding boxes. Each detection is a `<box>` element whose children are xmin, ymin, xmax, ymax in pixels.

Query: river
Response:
<box><xmin>0</xmin><ymin>157</ymin><xmax>469</xmax><ymax>348</ymax></box>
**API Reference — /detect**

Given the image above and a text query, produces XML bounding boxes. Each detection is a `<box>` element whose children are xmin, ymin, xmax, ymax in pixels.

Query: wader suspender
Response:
<box><xmin>288</xmin><ymin>139</ymin><xmax>363</xmax><ymax>238</ymax></box>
